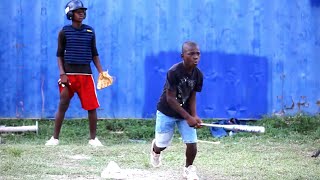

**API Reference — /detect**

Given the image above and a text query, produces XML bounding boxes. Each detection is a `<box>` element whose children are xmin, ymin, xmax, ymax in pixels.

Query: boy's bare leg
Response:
<box><xmin>153</xmin><ymin>143</ymin><xmax>166</xmax><ymax>153</ymax></box>
<box><xmin>53</xmin><ymin>88</ymin><xmax>70</xmax><ymax>139</ymax></box>
<box><xmin>88</xmin><ymin>109</ymin><xmax>97</xmax><ymax>139</ymax></box>
<box><xmin>185</xmin><ymin>143</ymin><xmax>197</xmax><ymax>167</ymax></box>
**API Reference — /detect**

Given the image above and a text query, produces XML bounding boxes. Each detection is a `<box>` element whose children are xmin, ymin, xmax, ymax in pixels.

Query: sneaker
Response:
<box><xmin>45</xmin><ymin>136</ymin><xmax>59</xmax><ymax>146</ymax></box>
<box><xmin>150</xmin><ymin>139</ymin><xmax>162</xmax><ymax>167</ymax></box>
<box><xmin>183</xmin><ymin>165</ymin><xmax>199</xmax><ymax>180</ymax></box>
<box><xmin>88</xmin><ymin>137</ymin><xmax>103</xmax><ymax>147</ymax></box>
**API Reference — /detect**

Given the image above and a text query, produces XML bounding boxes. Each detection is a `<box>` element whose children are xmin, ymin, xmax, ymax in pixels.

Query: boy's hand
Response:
<box><xmin>58</xmin><ymin>74</ymin><xmax>71</xmax><ymax>87</ymax></box>
<box><xmin>186</xmin><ymin>116</ymin><xmax>202</xmax><ymax>128</ymax></box>
<box><xmin>194</xmin><ymin>115</ymin><xmax>203</xmax><ymax>129</ymax></box>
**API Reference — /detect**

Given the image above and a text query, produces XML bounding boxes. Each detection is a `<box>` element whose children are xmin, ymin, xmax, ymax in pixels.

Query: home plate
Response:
<box><xmin>101</xmin><ymin>161</ymin><xmax>165</xmax><ymax>179</ymax></box>
<box><xmin>101</xmin><ymin>161</ymin><xmax>127</xmax><ymax>179</ymax></box>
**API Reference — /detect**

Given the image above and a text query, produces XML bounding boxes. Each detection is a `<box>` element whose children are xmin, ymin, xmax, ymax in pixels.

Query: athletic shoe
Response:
<box><xmin>150</xmin><ymin>139</ymin><xmax>162</xmax><ymax>167</ymax></box>
<box><xmin>88</xmin><ymin>137</ymin><xmax>103</xmax><ymax>147</ymax></box>
<box><xmin>183</xmin><ymin>165</ymin><xmax>199</xmax><ymax>180</ymax></box>
<box><xmin>45</xmin><ymin>136</ymin><xmax>59</xmax><ymax>146</ymax></box>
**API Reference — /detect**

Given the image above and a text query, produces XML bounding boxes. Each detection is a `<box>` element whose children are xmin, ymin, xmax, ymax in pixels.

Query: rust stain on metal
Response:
<box><xmin>297</xmin><ymin>96</ymin><xmax>309</xmax><ymax>112</ymax></box>
<box><xmin>284</xmin><ymin>97</ymin><xmax>295</xmax><ymax>110</ymax></box>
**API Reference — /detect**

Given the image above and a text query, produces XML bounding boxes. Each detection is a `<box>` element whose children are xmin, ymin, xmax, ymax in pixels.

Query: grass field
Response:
<box><xmin>0</xmin><ymin>116</ymin><xmax>319</xmax><ymax>180</ymax></box>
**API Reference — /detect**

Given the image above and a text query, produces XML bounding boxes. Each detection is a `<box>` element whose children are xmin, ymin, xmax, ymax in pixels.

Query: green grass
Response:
<box><xmin>0</xmin><ymin>116</ymin><xmax>319</xmax><ymax>180</ymax></box>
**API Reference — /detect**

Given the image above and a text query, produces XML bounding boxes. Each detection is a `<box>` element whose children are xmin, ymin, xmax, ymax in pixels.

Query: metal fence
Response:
<box><xmin>0</xmin><ymin>0</ymin><xmax>319</xmax><ymax>119</ymax></box>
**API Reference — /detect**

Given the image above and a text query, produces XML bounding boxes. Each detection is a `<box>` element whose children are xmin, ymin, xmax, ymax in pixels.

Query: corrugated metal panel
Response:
<box><xmin>0</xmin><ymin>0</ymin><xmax>319</xmax><ymax>119</ymax></box>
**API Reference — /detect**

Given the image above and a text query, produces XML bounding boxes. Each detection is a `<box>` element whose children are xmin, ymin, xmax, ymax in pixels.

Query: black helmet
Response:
<box><xmin>65</xmin><ymin>0</ymin><xmax>87</xmax><ymax>20</ymax></box>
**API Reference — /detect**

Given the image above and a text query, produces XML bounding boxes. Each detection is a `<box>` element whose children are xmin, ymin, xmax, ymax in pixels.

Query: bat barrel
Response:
<box><xmin>200</xmin><ymin>123</ymin><xmax>265</xmax><ymax>133</ymax></box>
<box><xmin>235</xmin><ymin>125</ymin><xmax>265</xmax><ymax>133</ymax></box>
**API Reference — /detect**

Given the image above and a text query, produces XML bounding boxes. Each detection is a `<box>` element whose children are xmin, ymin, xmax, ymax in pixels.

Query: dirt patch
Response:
<box><xmin>46</xmin><ymin>168</ymin><xmax>221</xmax><ymax>180</ymax></box>
<box><xmin>113</xmin><ymin>169</ymin><xmax>182</xmax><ymax>180</ymax></box>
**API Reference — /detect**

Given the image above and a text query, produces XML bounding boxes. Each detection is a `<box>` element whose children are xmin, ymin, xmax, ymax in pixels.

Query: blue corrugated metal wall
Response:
<box><xmin>0</xmin><ymin>0</ymin><xmax>319</xmax><ymax>119</ymax></box>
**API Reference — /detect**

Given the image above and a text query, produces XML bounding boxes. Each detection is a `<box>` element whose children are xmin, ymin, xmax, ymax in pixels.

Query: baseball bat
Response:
<box><xmin>200</xmin><ymin>123</ymin><xmax>265</xmax><ymax>133</ymax></box>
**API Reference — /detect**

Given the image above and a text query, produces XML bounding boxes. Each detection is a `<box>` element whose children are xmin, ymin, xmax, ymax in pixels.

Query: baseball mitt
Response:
<box><xmin>97</xmin><ymin>71</ymin><xmax>113</xmax><ymax>89</ymax></box>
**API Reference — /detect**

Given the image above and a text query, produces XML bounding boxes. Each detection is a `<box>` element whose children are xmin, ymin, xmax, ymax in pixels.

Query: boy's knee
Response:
<box><xmin>186</xmin><ymin>143</ymin><xmax>197</xmax><ymax>151</ymax></box>
<box><xmin>59</xmin><ymin>99</ymin><xmax>70</xmax><ymax>109</ymax></box>
<box><xmin>155</xmin><ymin>134</ymin><xmax>173</xmax><ymax>148</ymax></box>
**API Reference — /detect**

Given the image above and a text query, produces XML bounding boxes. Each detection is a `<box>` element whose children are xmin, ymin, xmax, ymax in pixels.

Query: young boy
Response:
<box><xmin>46</xmin><ymin>0</ymin><xmax>105</xmax><ymax>146</ymax></box>
<box><xmin>150</xmin><ymin>41</ymin><xmax>203</xmax><ymax>180</ymax></box>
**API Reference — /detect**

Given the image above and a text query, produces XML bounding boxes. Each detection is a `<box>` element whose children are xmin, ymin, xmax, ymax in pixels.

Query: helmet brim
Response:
<box><xmin>74</xmin><ymin>7</ymin><xmax>87</xmax><ymax>11</ymax></box>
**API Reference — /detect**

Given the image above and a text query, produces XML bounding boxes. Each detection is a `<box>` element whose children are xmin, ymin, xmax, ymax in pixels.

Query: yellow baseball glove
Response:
<box><xmin>97</xmin><ymin>71</ymin><xmax>113</xmax><ymax>89</ymax></box>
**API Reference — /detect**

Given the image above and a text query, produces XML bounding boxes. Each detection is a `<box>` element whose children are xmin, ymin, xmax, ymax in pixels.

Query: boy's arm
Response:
<box><xmin>166</xmin><ymin>89</ymin><xmax>191</xmax><ymax>119</ymax></box>
<box><xmin>189</xmin><ymin>91</ymin><xmax>197</xmax><ymax>117</ymax></box>
<box><xmin>57</xmin><ymin>30</ymin><xmax>66</xmax><ymax>75</ymax></box>
<box><xmin>92</xmin><ymin>56</ymin><xmax>103</xmax><ymax>73</ymax></box>
<box><xmin>166</xmin><ymin>90</ymin><xmax>200</xmax><ymax>127</ymax></box>
<box><xmin>57</xmin><ymin>57</ymin><xmax>65</xmax><ymax>75</ymax></box>
<box><xmin>189</xmin><ymin>91</ymin><xmax>202</xmax><ymax>124</ymax></box>
<box><xmin>91</xmin><ymin>31</ymin><xmax>103</xmax><ymax>73</ymax></box>
<box><xmin>56</xmin><ymin>30</ymin><xmax>69</xmax><ymax>85</ymax></box>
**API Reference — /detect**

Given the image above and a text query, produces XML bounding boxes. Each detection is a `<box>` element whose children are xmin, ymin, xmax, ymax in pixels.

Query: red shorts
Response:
<box><xmin>58</xmin><ymin>74</ymin><xmax>99</xmax><ymax>110</ymax></box>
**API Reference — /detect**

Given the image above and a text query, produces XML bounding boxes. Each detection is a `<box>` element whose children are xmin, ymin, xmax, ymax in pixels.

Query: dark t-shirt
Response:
<box><xmin>56</xmin><ymin>24</ymin><xmax>99</xmax><ymax>74</ymax></box>
<box><xmin>157</xmin><ymin>62</ymin><xmax>203</xmax><ymax>119</ymax></box>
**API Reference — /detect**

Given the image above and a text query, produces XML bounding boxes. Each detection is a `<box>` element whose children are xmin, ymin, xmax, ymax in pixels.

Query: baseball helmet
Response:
<box><xmin>65</xmin><ymin>0</ymin><xmax>87</xmax><ymax>20</ymax></box>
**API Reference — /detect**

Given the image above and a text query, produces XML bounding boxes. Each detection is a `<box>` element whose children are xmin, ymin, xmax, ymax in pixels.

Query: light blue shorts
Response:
<box><xmin>154</xmin><ymin>110</ymin><xmax>197</xmax><ymax>148</ymax></box>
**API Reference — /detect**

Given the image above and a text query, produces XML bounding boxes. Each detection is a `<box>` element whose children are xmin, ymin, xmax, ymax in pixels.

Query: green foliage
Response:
<box><xmin>5</xmin><ymin>147</ymin><xmax>23</xmax><ymax>157</ymax></box>
<box><xmin>0</xmin><ymin>115</ymin><xmax>319</xmax><ymax>142</ymax></box>
<box><xmin>0</xmin><ymin>116</ymin><xmax>319</xmax><ymax>179</ymax></box>
<box><xmin>105</xmin><ymin>119</ymin><xmax>155</xmax><ymax>140</ymax></box>
<box><xmin>254</xmin><ymin>114</ymin><xmax>320</xmax><ymax>140</ymax></box>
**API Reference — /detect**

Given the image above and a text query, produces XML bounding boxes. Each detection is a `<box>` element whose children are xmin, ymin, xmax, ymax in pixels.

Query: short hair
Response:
<box><xmin>181</xmin><ymin>41</ymin><xmax>198</xmax><ymax>53</ymax></box>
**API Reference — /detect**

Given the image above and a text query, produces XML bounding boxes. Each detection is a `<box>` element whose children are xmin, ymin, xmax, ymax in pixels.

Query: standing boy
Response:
<box><xmin>150</xmin><ymin>41</ymin><xmax>203</xmax><ymax>180</ymax></box>
<box><xmin>46</xmin><ymin>0</ymin><xmax>105</xmax><ymax>146</ymax></box>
